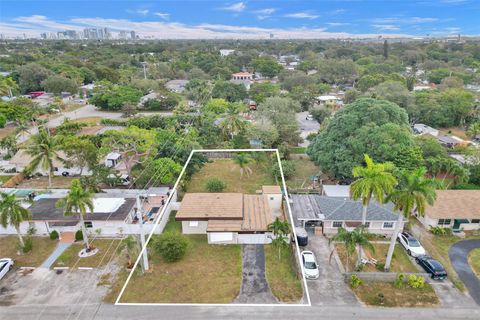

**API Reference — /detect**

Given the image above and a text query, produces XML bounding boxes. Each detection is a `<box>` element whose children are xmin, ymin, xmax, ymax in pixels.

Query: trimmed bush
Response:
<box><xmin>350</xmin><ymin>274</ymin><xmax>363</xmax><ymax>288</ymax></box>
<box><xmin>205</xmin><ymin>178</ymin><xmax>227</xmax><ymax>192</ymax></box>
<box><xmin>153</xmin><ymin>232</ymin><xmax>188</xmax><ymax>263</ymax></box>
<box><xmin>75</xmin><ymin>230</ymin><xmax>83</xmax><ymax>241</ymax></box>
<box><xmin>50</xmin><ymin>230</ymin><xmax>59</xmax><ymax>240</ymax></box>
<box><xmin>393</xmin><ymin>273</ymin><xmax>404</xmax><ymax>289</ymax></box>
<box><xmin>408</xmin><ymin>274</ymin><xmax>425</xmax><ymax>289</ymax></box>
<box><xmin>429</xmin><ymin>226</ymin><xmax>453</xmax><ymax>236</ymax></box>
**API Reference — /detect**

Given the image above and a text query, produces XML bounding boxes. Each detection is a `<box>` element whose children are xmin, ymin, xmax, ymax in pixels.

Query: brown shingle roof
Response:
<box><xmin>207</xmin><ymin>219</ymin><xmax>243</xmax><ymax>232</ymax></box>
<box><xmin>425</xmin><ymin>190</ymin><xmax>480</xmax><ymax>219</ymax></box>
<box><xmin>176</xmin><ymin>193</ymin><xmax>243</xmax><ymax>220</ymax></box>
<box><xmin>242</xmin><ymin>194</ymin><xmax>270</xmax><ymax>232</ymax></box>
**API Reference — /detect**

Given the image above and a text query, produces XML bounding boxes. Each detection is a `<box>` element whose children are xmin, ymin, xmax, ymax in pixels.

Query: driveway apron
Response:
<box><xmin>234</xmin><ymin>244</ymin><xmax>277</xmax><ymax>304</ymax></box>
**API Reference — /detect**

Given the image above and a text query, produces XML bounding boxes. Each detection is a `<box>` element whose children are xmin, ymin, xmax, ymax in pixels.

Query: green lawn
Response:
<box><xmin>53</xmin><ymin>239</ymin><xmax>121</xmax><ymax>269</ymax></box>
<box><xmin>186</xmin><ymin>159</ymin><xmax>277</xmax><ymax>194</ymax></box>
<box><xmin>335</xmin><ymin>243</ymin><xmax>417</xmax><ymax>273</ymax></box>
<box><xmin>468</xmin><ymin>248</ymin><xmax>480</xmax><ymax>278</ymax></box>
<box><xmin>0</xmin><ymin>236</ymin><xmax>57</xmax><ymax>267</ymax></box>
<box><xmin>286</xmin><ymin>159</ymin><xmax>321</xmax><ymax>189</ymax></box>
<box><xmin>0</xmin><ymin>175</ymin><xmax>12</xmax><ymax>186</ymax></box>
<box><xmin>264</xmin><ymin>245</ymin><xmax>303</xmax><ymax>302</ymax></box>
<box><xmin>107</xmin><ymin>215</ymin><xmax>242</xmax><ymax>304</ymax></box>
<box><xmin>352</xmin><ymin>281</ymin><xmax>438</xmax><ymax>307</ymax></box>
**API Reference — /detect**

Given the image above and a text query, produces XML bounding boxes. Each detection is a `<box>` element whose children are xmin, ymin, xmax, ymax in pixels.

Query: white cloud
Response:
<box><xmin>372</xmin><ymin>24</ymin><xmax>400</xmax><ymax>31</ymax></box>
<box><xmin>154</xmin><ymin>12</ymin><xmax>170</xmax><ymax>20</ymax></box>
<box><xmin>126</xmin><ymin>8</ymin><xmax>150</xmax><ymax>16</ymax></box>
<box><xmin>326</xmin><ymin>22</ymin><xmax>350</xmax><ymax>27</ymax></box>
<box><xmin>255</xmin><ymin>8</ymin><xmax>276</xmax><ymax>15</ymax></box>
<box><xmin>329</xmin><ymin>9</ymin><xmax>346</xmax><ymax>15</ymax></box>
<box><xmin>284</xmin><ymin>12</ymin><xmax>318</xmax><ymax>19</ymax></box>
<box><xmin>221</xmin><ymin>2</ymin><xmax>246</xmax><ymax>12</ymax></box>
<box><xmin>371</xmin><ymin>16</ymin><xmax>439</xmax><ymax>24</ymax></box>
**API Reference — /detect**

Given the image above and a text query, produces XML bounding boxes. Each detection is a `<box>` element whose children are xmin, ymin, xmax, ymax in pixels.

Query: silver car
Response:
<box><xmin>0</xmin><ymin>258</ymin><xmax>14</xmax><ymax>281</ymax></box>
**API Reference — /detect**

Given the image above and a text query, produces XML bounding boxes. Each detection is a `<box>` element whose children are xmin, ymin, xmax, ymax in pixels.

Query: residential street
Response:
<box><xmin>449</xmin><ymin>239</ymin><xmax>480</xmax><ymax>305</ymax></box>
<box><xmin>295</xmin><ymin>112</ymin><xmax>320</xmax><ymax>147</ymax></box>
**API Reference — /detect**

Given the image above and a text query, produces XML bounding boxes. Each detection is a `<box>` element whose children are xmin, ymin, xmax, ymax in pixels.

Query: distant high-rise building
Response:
<box><xmin>40</xmin><ymin>33</ymin><xmax>47</xmax><ymax>40</ymax></box>
<box><xmin>130</xmin><ymin>31</ymin><xmax>136</xmax><ymax>40</ymax></box>
<box><xmin>103</xmin><ymin>28</ymin><xmax>111</xmax><ymax>39</ymax></box>
<box><xmin>83</xmin><ymin>28</ymin><xmax>99</xmax><ymax>39</ymax></box>
<box><xmin>0</xmin><ymin>34</ymin><xmax>5</xmax><ymax>40</ymax></box>
<box><xmin>119</xmin><ymin>31</ymin><xmax>128</xmax><ymax>40</ymax></box>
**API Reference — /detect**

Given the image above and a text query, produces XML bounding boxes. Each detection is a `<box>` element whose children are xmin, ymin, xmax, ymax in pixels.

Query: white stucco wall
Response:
<box><xmin>181</xmin><ymin>221</ymin><xmax>208</xmax><ymax>234</ymax></box>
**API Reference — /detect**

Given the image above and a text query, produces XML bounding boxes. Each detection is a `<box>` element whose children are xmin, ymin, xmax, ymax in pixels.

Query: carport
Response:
<box><xmin>290</xmin><ymin>194</ymin><xmax>325</xmax><ymax>230</ymax></box>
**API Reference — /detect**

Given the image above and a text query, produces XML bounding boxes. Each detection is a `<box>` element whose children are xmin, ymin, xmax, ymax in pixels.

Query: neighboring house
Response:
<box><xmin>437</xmin><ymin>135</ymin><xmax>463</xmax><ymax>149</ymax></box>
<box><xmin>219</xmin><ymin>49</ymin><xmax>235</xmax><ymax>57</ymax></box>
<box><xmin>413</xmin><ymin>83</ymin><xmax>436</xmax><ymax>91</ymax></box>
<box><xmin>175</xmin><ymin>185</ymin><xmax>283</xmax><ymax>244</ymax></box>
<box><xmin>449</xmin><ymin>153</ymin><xmax>477</xmax><ymax>166</ymax></box>
<box><xmin>231</xmin><ymin>72</ymin><xmax>253</xmax><ymax>81</ymax></box>
<box><xmin>322</xmin><ymin>185</ymin><xmax>350</xmax><ymax>198</ymax></box>
<box><xmin>291</xmin><ymin>194</ymin><xmax>404</xmax><ymax>236</ymax></box>
<box><xmin>412</xmin><ymin>124</ymin><xmax>439</xmax><ymax>137</ymax></box>
<box><xmin>0</xmin><ymin>189</ymin><xmax>174</xmax><ymax>236</ymax></box>
<box><xmin>416</xmin><ymin>190</ymin><xmax>480</xmax><ymax>231</ymax></box>
<box><xmin>165</xmin><ymin>79</ymin><xmax>189</xmax><ymax>93</ymax></box>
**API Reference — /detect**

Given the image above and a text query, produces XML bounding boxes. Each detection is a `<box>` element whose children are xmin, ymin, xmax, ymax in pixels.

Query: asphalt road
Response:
<box><xmin>449</xmin><ymin>239</ymin><xmax>480</xmax><ymax>305</ymax></box>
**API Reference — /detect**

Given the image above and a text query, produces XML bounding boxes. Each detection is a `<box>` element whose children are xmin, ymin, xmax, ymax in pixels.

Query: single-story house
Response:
<box><xmin>232</xmin><ymin>72</ymin><xmax>253</xmax><ymax>81</ymax></box>
<box><xmin>165</xmin><ymin>80</ymin><xmax>189</xmax><ymax>93</ymax></box>
<box><xmin>219</xmin><ymin>49</ymin><xmax>235</xmax><ymax>57</ymax></box>
<box><xmin>416</xmin><ymin>190</ymin><xmax>480</xmax><ymax>231</ymax></box>
<box><xmin>437</xmin><ymin>135</ymin><xmax>464</xmax><ymax>149</ymax></box>
<box><xmin>413</xmin><ymin>124</ymin><xmax>439</xmax><ymax>137</ymax></box>
<box><xmin>291</xmin><ymin>194</ymin><xmax>404</xmax><ymax>236</ymax></box>
<box><xmin>175</xmin><ymin>186</ymin><xmax>283</xmax><ymax>244</ymax></box>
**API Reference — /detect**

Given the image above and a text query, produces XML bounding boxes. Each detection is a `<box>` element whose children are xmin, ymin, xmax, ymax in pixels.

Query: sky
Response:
<box><xmin>0</xmin><ymin>0</ymin><xmax>479</xmax><ymax>39</ymax></box>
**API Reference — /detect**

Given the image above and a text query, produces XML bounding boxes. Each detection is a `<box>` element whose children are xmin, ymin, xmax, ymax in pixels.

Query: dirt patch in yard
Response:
<box><xmin>16</xmin><ymin>176</ymin><xmax>76</xmax><ymax>189</ymax></box>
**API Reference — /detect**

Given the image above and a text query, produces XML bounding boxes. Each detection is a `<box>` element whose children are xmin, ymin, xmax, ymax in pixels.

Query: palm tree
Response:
<box><xmin>56</xmin><ymin>179</ymin><xmax>94</xmax><ymax>249</ymax></box>
<box><xmin>330</xmin><ymin>226</ymin><xmax>374</xmax><ymax>271</ymax></box>
<box><xmin>267</xmin><ymin>217</ymin><xmax>291</xmax><ymax>260</ymax></box>
<box><xmin>0</xmin><ymin>77</ymin><xmax>18</xmax><ymax>98</ymax></box>
<box><xmin>0</xmin><ymin>193</ymin><xmax>32</xmax><ymax>250</ymax></box>
<box><xmin>232</xmin><ymin>153</ymin><xmax>253</xmax><ymax>177</ymax></box>
<box><xmin>120</xmin><ymin>235</ymin><xmax>137</xmax><ymax>268</ymax></box>
<box><xmin>271</xmin><ymin>234</ymin><xmax>289</xmax><ymax>260</ymax></box>
<box><xmin>467</xmin><ymin>122</ymin><xmax>480</xmax><ymax>139</ymax></box>
<box><xmin>384</xmin><ymin>168</ymin><xmax>436</xmax><ymax>271</ymax></box>
<box><xmin>1</xmin><ymin>135</ymin><xmax>18</xmax><ymax>157</ymax></box>
<box><xmin>23</xmin><ymin>128</ymin><xmax>63</xmax><ymax>188</ymax></box>
<box><xmin>351</xmin><ymin>154</ymin><xmax>397</xmax><ymax>225</ymax></box>
<box><xmin>220</xmin><ymin>104</ymin><xmax>247</xmax><ymax>138</ymax></box>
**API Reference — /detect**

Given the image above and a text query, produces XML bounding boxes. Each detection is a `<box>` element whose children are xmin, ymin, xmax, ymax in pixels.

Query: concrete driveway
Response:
<box><xmin>304</xmin><ymin>235</ymin><xmax>359</xmax><ymax>306</ymax></box>
<box><xmin>234</xmin><ymin>244</ymin><xmax>276</xmax><ymax>304</ymax></box>
<box><xmin>449</xmin><ymin>239</ymin><xmax>480</xmax><ymax>305</ymax></box>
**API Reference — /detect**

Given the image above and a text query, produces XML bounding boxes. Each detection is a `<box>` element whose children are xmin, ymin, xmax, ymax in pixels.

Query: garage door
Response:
<box><xmin>238</xmin><ymin>233</ymin><xmax>269</xmax><ymax>244</ymax></box>
<box><xmin>209</xmin><ymin>232</ymin><xmax>234</xmax><ymax>243</ymax></box>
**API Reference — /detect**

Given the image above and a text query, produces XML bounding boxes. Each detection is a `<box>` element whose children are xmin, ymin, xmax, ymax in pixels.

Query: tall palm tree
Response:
<box><xmin>330</xmin><ymin>226</ymin><xmax>374</xmax><ymax>271</ymax></box>
<box><xmin>120</xmin><ymin>235</ymin><xmax>137</xmax><ymax>268</ymax></box>
<box><xmin>0</xmin><ymin>193</ymin><xmax>32</xmax><ymax>250</ymax></box>
<box><xmin>351</xmin><ymin>154</ymin><xmax>397</xmax><ymax>225</ymax></box>
<box><xmin>0</xmin><ymin>77</ymin><xmax>18</xmax><ymax>98</ymax></box>
<box><xmin>23</xmin><ymin>128</ymin><xmax>63</xmax><ymax>188</ymax></box>
<box><xmin>232</xmin><ymin>153</ymin><xmax>253</xmax><ymax>177</ymax></box>
<box><xmin>220</xmin><ymin>104</ymin><xmax>247</xmax><ymax>138</ymax></box>
<box><xmin>384</xmin><ymin>168</ymin><xmax>436</xmax><ymax>271</ymax></box>
<box><xmin>267</xmin><ymin>217</ymin><xmax>291</xmax><ymax>236</ymax></box>
<box><xmin>1</xmin><ymin>135</ymin><xmax>18</xmax><ymax>157</ymax></box>
<box><xmin>56</xmin><ymin>179</ymin><xmax>94</xmax><ymax>249</ymax></box>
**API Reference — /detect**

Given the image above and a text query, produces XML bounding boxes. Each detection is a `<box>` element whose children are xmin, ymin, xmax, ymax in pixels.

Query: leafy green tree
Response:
<box><xmin>90</xmin><ymin>85</ymin><xmax>142</xmax><ymax>110</ymax></box>
<box><xmin>132</xmin><ymin>157</ymin><xmax>182</xmax><ymax>188</ymax></box>
<box><xmin>219</xmin><ymin>104</ymin><xmax>247</xmax><ymax>138</ymax></box>
<box><xmin>467</xmin><ymin>122</ymin><xmax>480</xmax><ymax>139</ymax></box>
<box><xmin>249</xmin><ymin>82</ymin><xmax>280</xmax><ymax>103</ymax></box>
<box><xmin>1</xmin><ymin>135</ymin><xmax>18</xmax><ymax>157</ymax></box>
<box><xmin>202</xmin><ymin>98</ymin><xmax>230</xmax><ymax>115</ymax></box>
<box><xmin>0</xmin><ymin>193</ymin><xmax>32</xmax><ymax>250</ymax></box>
<box><xmin>205</xmin><ymin>178</ymin><xmax>227</xmax><ymax>192</ymax></box>
<box><xmin>271</xmin><ymin>160</ymin><xmax>296</xmax><ymax>180</ymax></box>
<box><xmin>211</xmin><ymin>80</ymin><xmax>247</xmax><ymax>102</ymax></box>
<box><xmin>233</xmin><ymin>153</ymin><xmax>253</xmax><ymax>177</ymax></box>
<box><xmin>61</xmin><ymin>136</ymin><xmax>98</xmax><ymax>176</ymax></box>
<box><xmin>257</xmin><ymin>97</ymin><xmax>301</xmax><ymax>145</ymax></box>
<box><xmin>0</xmin><ymin>77</ymin><xmax>19</xmax><ymax>97</ymax></box>
<box><xmin>317</xmin><ymin>59</ymin><xmax>358</xmax><ymax>85</ymax></box>
<box><xmin>15</xmin><ymin>63</ymin><xmax>52</xmax><ymax>93</ymax></box>
<box><xmin>251</xmin><ymin>57</ymin><xmax>282</xmax><ymax>78</ymax></box>
<box><xmin>245</xmin><ymin>123</ymin><xmax>279</xmax><ymax>148</ymax></box>
<box><xmin>267</xmin><ymin>217</ymin><xmax>291</xmax><ymax>260</ymax></box>
<box><xmin>56</xmin><ymin>179</ymin><xmax>94</xmax><ymax>249</ymax></box>
<box><xmin>153</xmin><ymin>232</ymin><xmax>188</xmax><ymax>262</ymax></box>
<box><xmin>384</xmin><ymin>168</ymin><xmax>436</xmax><ymax>271</ymax></box>
<box><xmin>351</xmin><ymin>154</ymin><xmax>397</xmax><ymax>224</ymax></box>
<box><xmin>24</xmin><ymin>128</ymin><xmax>63</xmax><ymax>188</ymax></box>
<box><xmin>41</xmin><ymin>75</ymin><xmax>78</xmax><ymax>96</ymax></box>
<box><xmin>119</xmin><ymin>235</ymin><xmax>137</xmax><ymax>268</ymax></box>
<box><xmin>185</xmin><ymin>79</ymin><xmax>211</xmax><ymax>105</ymax></box>
<box><xmin>371</xmin><ymin>81</ymin><xmax>411</xmax><ymax>108</ymax></box>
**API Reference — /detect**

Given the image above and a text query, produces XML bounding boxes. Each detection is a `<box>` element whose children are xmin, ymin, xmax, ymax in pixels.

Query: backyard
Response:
<box><xmin>335</xmin><ymin>243</ymin><xmax>418</xmax><ymax>273</ymax></box>
<box><xmin>0</xmin><ymin>236</ymin><xmax>57</xmax><ymax>267</ymax></box>
<box><xmin>186</xmin><ymin>158</ymin><xmax>277</xmax><ymax>194</ymax></box>
<box><xmin>16</xmin><ymin>176</ymin><xmax>76</xmax><ymax>189</ymax></box>
<box><xmin>286</xmin><ymin>158</ymin><xmax>321</xmax><ymax>189</ymax></box>
<box><xmin>53</xmin><ymin>239</ymin><xmax>121</xmax><ymax>269</ymax></box>
<box><xmin>264</xmin><ymin>245</ymin><xmax>303</xmax><ymax>302</ymax></box>
<box><xmin>109</xmin><ymin>214</ymin><xmax>242</xmax><ymax>303</ymax></box>
<box><xmin>351</xmin><ymin>281</ymin><xmax>439</xmax><ymax>307</ymax></box>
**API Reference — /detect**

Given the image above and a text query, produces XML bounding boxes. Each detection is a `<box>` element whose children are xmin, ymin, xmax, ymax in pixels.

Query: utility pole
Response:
<box><xmin>136</xmin><ymin>196</ymin><xmax>149</xmax><ymax>272</ymax></box>
<box><xmin>141</xmin><ymin>62</ymin><xmax>147</xmax><ymax>79</ymax></box>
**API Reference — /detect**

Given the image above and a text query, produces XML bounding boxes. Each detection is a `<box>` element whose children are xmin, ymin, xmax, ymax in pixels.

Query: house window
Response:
<box><xmin>471</xmin><ymin>219</ymin><xmax>480</xmax><ymax>224</ymax></box>
<box><xmin>332</xmin><ymin>221</ymin><xmax>343</xmax><ymax>228</ymax></box>
<box><xmin>438</xmin><ymin>219</ymin><xmax>452</xmax><ymax>226</ymax></box>
<box><xmin>383</xmin><ymin>222</ymin><xmax>394</xmax><ymax>229</ymax></box>
<box><xmin>189</xmin><ymin>221</ymin><xmax>199</xmax><ymax>227</ymax></box>
<box><xmin>364</xmin><ymin>222</ymin><xmax>370</xmax><ymax>228</ymax></box>
<box><xmin>84</xmin><ymin>221</ymin><xmax>93</xmax><ymax>228</ymax></box>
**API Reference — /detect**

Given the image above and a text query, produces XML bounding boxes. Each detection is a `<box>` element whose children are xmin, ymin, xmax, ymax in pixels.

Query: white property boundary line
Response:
<box><xmin>115</xmin><ymin>148</ymin><xmax>311</xmax><ymax>307</ymax></box>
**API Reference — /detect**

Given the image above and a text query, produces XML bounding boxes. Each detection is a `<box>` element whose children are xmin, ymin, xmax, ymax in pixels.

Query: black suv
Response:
<box><xmin>415</xmin><ymin>255</ymin><xmax>448</xmax><ymax>280</ymax></box>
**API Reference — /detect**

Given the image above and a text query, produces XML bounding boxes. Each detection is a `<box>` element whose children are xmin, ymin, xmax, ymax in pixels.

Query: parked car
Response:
<box><xmin>301</xmin><ymin>251</ymin><xmax>319</xmax><ymax>280</ymax></box>
<box><xmin>294</xmin><ymin>227</ymin><xmax>308</xmax><ymax>246</ymax></box>
<box><xmin>0</xmin><ymin>258</ymin><xmax>14</xmax><ymax>281</ymax></box>
<box><xmin>305</xmin><ymin>114</ymin><xmax>314</xmax><ymax>121</ymax></box>
<box><xmin>415</xmin><ymin>255</ymin><xmax>448</xmax><ymax>280</ymax></box>
<box><xmin>397</xmin><ymin>232</ymin><xmax>426</xmax><ymax>257</ymax></box>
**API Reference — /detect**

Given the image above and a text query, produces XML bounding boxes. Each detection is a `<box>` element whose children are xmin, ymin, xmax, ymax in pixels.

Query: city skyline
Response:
<box><xmin>0</xmin><ymin>0</ymin><xmax>479</xmax><ymax>39</ymax></box>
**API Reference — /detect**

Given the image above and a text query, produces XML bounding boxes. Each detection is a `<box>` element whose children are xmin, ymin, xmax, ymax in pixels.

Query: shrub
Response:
<box><xmin>375</xmin><ymin>262</ymin><xmax>385</xmax><ymax>272</ymax></box>
<box><xmin>27</xmin><ymin>226</ymin><xmax>37</xmax><ymax>235</ymax></box>
<box><xmin>375</xmin><ymin>293</ymin><xmax>385</xmax><ymax>305</ymax></box>
<box><xmin>153</xmin><ymin>232</ymin><xmax>188</xmax><ymax>262</ymax></box>
<box><xmin>429</xmin><ymin>226</ymin><xmax>453</xmax><ymax>236</ymax></box>
<box><xmin>394</xmin><ymin>273</ymin><xmax>405</xmax><ymax>289</ymax></box>
<box><xmin>75</xmin><ymin>230</ymin><xmax>84</xmax><ymax>241</ymax></box>
<box><xmin>205</xmin><ymin>178</ymin><xmax>227</xmax><ymax>192</ymax></box>
<box><xmin>0</xmin><ymin>114</ymin><xmax>6</xmax><ymax>128</ymax></box>
<box><xmin>350</xmin><ymin>274</ymin><xmax>363</xmax><ymax>288</ymax></box>
<box><xmin>355</xmin><ymin>263</ymin><xmax>365</xmax><ymax>272</ymax></box>
<box><xmin>22</xmin><ymin>236</ymin><xmax>33</xmax><ymax>253</ymax></box>
<box><xmin>271</xmin><ymin>160</ymin><xmax>296</xmax><ymax>180</ymax></box>
<box><xmin>408</xmin><ymin>274</ymin><xmax>425</xmax><ymax>289</ymax></box>
<box><xmin>50</xmin><ymin>230</ymin><xmax>59</xmax><ymax>240</ymax></box>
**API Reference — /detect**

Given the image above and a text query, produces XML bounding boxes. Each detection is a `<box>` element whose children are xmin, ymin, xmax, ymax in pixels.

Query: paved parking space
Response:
<box><xmin>296</xmin><ymin>112</ymin><xmax>320</xmax><ymax>147</ymax></box>
<box><xmin>303</xmin><ymin>235</ymin><xmax>359</xmax><ymax>306</ymax></box>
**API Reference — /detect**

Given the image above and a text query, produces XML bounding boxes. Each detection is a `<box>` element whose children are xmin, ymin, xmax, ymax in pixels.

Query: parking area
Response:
<box><xmin>296</xmin><ymin>111</ymin><xmax>320</xmax><ymax>147</ymax></box>
<box><xmin>0</xmin><ymin>263</ymin><xmax>118</xmax><ymax>306</ymax></box>
<box><xmin>303</xmin><ymin>235</ymin><xmax>359</xmax><ymax>306</ymax></box>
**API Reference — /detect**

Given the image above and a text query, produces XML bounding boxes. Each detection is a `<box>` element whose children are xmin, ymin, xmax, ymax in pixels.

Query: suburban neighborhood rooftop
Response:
<box><xmin>425</xmin><ymin>190</ymin><xmax>480</xmax><ymax>219</ymax></box>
